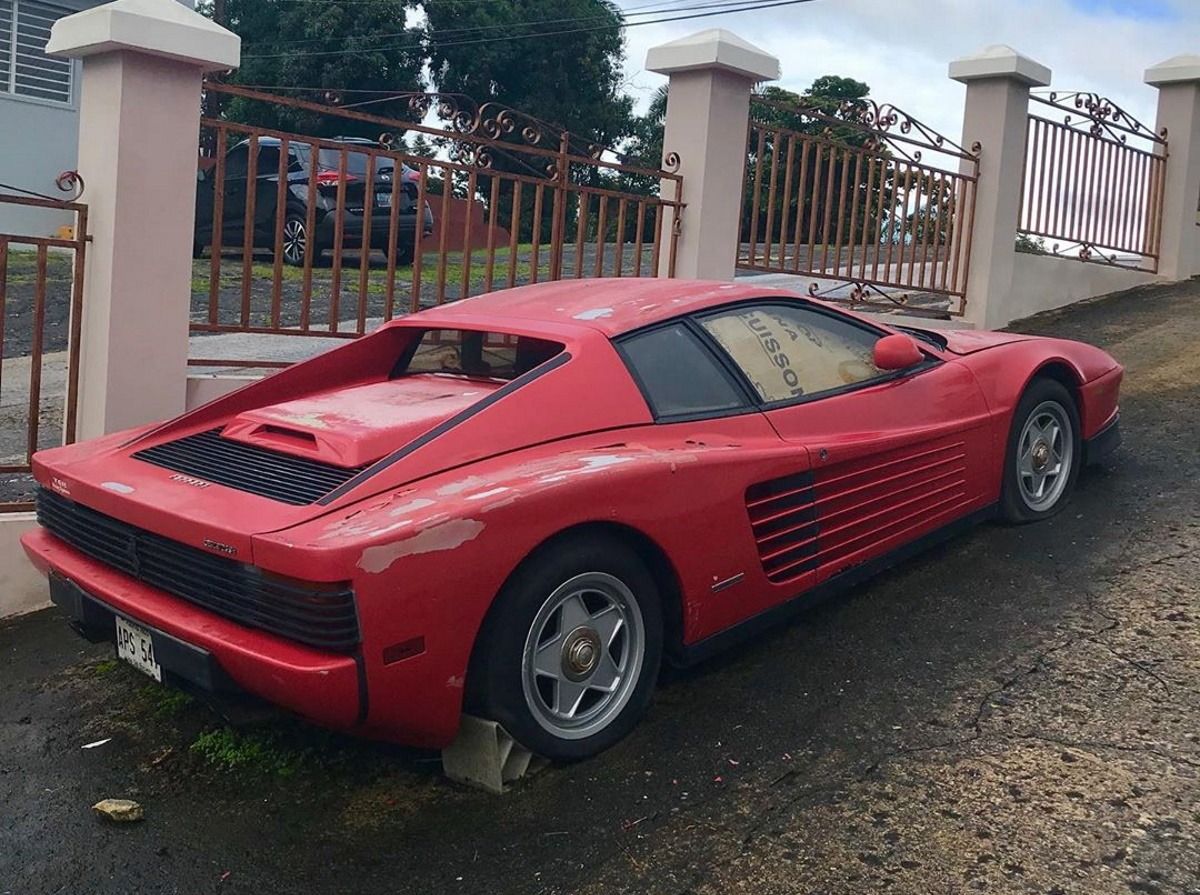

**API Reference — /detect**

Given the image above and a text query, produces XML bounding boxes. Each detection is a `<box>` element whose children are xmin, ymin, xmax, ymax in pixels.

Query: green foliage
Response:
<box><xmin>423</xmin><ymin>0</ymin><xmax>632</xmax><ymax>150</ymax></box>
<box><xmin>1016</xmin><ymin>233</ymin><xmax>1048</xmax><ymax>254</ymax></box>
<box><xmin>206</xmin><ymin>0</ymin><xmax>425</xmax><ymax>136</ymax></box>
<box><xmin>140</xmin><ymin>685</ymin><xmax>194</xmax><ymax>719</ymax></box>
<box><xmin>190</xmin><ymin>727</ymin><xmax>308</xmax><ymax>776</ymax></box>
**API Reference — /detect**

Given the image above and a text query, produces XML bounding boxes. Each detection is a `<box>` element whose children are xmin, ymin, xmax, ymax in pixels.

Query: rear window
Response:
<box><xmin>394</xmin><ymin>329</ymin><xmax>564</xmax><ymax>382</ymax></box>
<box><xmin>318</xmin><ymin>148</ymin><xmax>373</xmax><ymax>177</ymax></box>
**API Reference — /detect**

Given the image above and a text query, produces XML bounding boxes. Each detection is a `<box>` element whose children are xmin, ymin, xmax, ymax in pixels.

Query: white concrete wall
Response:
<box><xmin>1008</xmin><ymin>252</ymin><xmax>1157</xmax><ymax>322</ymax></box>
<box><xmin>0</xmin><ymin>515</ymin><xmax>49</xmax><ymax>618</ymax></box>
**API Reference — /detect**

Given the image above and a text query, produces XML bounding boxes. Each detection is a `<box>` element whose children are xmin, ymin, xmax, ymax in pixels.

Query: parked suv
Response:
<box><xmin>194</xmin><ymin>136</ymin><xmax>434</xmax><ymax>266</ymax></box>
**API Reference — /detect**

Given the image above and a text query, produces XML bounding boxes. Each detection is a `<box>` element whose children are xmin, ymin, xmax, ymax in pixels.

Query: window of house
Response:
<box><xmin>1</xmin><ymin>1</ymin><xmax>75</xmax><ymax>105</ymax></box>
<box><xmin>699</xmin><ymin>303</ymin><xmax>888</xmax><ymax>403</ymax></box>
<box><xmin>619</xmin><ymin>323</ymin><xmax>748</xmax><ymax>419</ymax></box>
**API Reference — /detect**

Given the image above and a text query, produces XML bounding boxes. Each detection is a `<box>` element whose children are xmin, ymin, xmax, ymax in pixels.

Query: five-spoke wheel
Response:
<box><xmin>522</xmin><ymin>572</ymin><xmax>645</xmax><ymax>741</ymax></box>
<box><xmin>1002</xmin><ymin>378</ymin><xmax>1081</xmax><ymax>522</ymax></box>
<box><xmin>468</xmin><ymin>535</ymin><xmax>662</xmax><ymax>760</ymax></box>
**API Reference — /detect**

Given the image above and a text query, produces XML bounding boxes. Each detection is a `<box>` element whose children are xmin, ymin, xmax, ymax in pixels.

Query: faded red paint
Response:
<box><xmin>22</xmin><ymin>279</ymin><xmax>1123</xmax><ymax>749</ymax></box>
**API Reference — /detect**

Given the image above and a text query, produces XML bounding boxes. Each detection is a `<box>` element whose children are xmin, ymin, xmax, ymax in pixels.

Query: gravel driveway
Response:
<box><xmin>1</xmin><ymin>278</ymin><xmax>1198</xmax><ymax>895</ymax></box>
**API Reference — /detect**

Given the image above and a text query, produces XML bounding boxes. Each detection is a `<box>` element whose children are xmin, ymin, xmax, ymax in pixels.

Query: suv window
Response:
<box><xmin>620</xmin><ymin>323</ymin><xmax>747</xmax><ymax>419</ymax></box>
<box><xmin>224</xmin><ymin>145</ymin><xmax>248</xmax><ymax>179</ymax></box>
<box><xmin>699</xmin><ymin>303</ymin><xmax>886</xmax><ymax>403</ymax></box>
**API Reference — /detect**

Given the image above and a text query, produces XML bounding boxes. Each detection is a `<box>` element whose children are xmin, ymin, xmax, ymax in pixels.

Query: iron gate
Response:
<box><xmin>739</xmin><ymin>95</ymin><xmax>980</xmax><ymax>317</ymax></box>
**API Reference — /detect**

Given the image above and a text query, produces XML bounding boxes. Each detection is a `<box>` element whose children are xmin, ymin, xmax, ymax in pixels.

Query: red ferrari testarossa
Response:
<box><xmin>23</xmin><ymin>279</ymin><xmax>1122</xmax><ymax>759</ymax></box>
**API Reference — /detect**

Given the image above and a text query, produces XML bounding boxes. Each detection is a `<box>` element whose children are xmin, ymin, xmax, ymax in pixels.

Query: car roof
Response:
<box><xmin>411</xmin><ymin>278</ymin><xmax>813</xmax><ymax>338</ymax></box>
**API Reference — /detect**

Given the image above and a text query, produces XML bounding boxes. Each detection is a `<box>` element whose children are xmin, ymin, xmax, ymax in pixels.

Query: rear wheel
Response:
<box><xmin>1001</xmin><ymin>378</ymin><xmax>1081</xmax><ymax>523</ymax></box>
<box><xmin>468</xmin><ymin>535</ymin><xmax>662</xmax><ymax>760</ymax></box>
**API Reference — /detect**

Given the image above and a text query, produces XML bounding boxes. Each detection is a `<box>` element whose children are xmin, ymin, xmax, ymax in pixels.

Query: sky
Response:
<box><xmin>615</xmin><ymin>0</ymin><xmax>1200</xmax><ymax>142</ymax></box>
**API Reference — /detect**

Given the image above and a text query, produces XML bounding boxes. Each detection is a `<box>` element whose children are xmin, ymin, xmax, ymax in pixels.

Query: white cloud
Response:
<box><xmin>617</xmin><ymin>0</ymin><xmax>1199</xmax><ymax>139</ymax></box>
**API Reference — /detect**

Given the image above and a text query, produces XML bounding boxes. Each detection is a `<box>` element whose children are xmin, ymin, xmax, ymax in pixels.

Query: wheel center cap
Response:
<box><xmin>562</xmin><ymin>626</ymin><xmax>600</xmax><ymax>681</ymax></box>
<box><xmin>1032</xmin><ymin>440</ymin><xmax>1050</xmax><ymax>470</ymax></box>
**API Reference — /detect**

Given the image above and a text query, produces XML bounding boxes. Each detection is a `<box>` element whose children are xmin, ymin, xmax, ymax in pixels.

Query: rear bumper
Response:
<box><xmin>22</xmin><ymin>527</ymin><xmax>363</xmax><ymax>730</ymax></box>
<box><xmin>1084</xmin><ymin>412</ymin><xmax>1121</xmax><ymax>465</ymax></box>
<box><xmin>315</xmin><ymin>210</ymin><xmax>427</xmax><ymax>248</ymax></box>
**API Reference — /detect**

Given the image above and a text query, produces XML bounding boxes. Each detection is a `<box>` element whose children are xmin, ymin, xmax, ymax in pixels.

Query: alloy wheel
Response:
<box><xmin>1016</xmin><ymin>400</ymin><xmax>1074</xmax><ymax>512</ymax></box>
<box><xmin>521</xmin><ymin>572</ymin><xmax>645</xmax><ymax>741</ymax></box>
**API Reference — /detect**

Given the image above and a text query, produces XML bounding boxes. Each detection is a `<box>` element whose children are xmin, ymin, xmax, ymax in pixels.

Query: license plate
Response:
<box><xmin>116</xmin><ymin>616</ymin><xmax>162</xmax><ymax>682</ymax></box>
<box><xmin>376</xmin><ymin>191</ymin><xmax>391</xmax><ymax>208</ymax></box>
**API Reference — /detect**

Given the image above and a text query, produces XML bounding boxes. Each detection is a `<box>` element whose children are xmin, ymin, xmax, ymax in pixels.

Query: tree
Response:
<box><xmin>423</xmin><ymin>0</ymin><xmax>633</xmax><ymax>152</ymax></box>
<box><xmin>202</xmin><ymin>0</ymin><xmax>426</xmax><ymax>137</ymax></box>
<box><xmin>742</xmin><ymin>76</ymin><xmax>897</xmax><ymax>266</ymax></box>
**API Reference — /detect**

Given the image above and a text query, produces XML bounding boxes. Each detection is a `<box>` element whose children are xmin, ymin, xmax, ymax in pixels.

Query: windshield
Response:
<box><xmin>394</xmin><ymin>329</ymin><xmax>564</xmax><ymax>382</ymax></box>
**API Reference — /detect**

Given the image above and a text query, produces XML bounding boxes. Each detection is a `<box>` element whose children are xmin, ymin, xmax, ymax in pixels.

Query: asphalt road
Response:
<box><xmin>2</xmin><ymin>279</ymin><xmax>1198</xmax><ymax>895</ymax></box>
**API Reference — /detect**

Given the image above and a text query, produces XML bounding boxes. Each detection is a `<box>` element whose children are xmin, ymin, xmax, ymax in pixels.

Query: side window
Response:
<box><xmin>224</xmin><ymin>146</ymin><xmax>249</xmax><ymax>179</ymax></box>
<box><xmin>255</xmin><ymin>145</ymin><xmax>281</xmax><ymax>175</ymax></box>
<box><xmin>699</xmin><ymin>304</ymin><xmax>886</xmax><ymax>403</ymax></box>
<box><xmin>619</xmin><ymin>323</ymin><xmax>747</xmax><ymax>419</ymax></box>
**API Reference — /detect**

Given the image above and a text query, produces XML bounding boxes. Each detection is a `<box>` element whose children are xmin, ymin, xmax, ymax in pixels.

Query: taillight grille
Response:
<box><xmin>36</xmin><ymin>489</ymin><xmax>359</xmax><ymax>652</ymax></box>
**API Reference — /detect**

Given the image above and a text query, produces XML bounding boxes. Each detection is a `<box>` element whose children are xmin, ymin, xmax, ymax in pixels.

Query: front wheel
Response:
<box><xmin>468</xmin><ymin>535</ymin><xmax>663</xmax><ymax>761</ymax></box>
<box><xmin>1000</xmin><ymin>378</ymin><xmax>1081</xmax><ymax>523</ymax></box>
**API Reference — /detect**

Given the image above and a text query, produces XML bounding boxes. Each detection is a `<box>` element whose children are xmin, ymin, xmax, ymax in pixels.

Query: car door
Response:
<box><xmin>219</xmin><ymin>144</ymin><xmax>250</xmax><ymax>245</ymax></box>
<box><xmin>695</xmin><ymin>300</ymin><xmax>993</xmax><ymax>588</ymax></box>
<box><xmin>615</xmin><ymin>320</ymin><xmax>820</xmax><ymax>638</ymax></box>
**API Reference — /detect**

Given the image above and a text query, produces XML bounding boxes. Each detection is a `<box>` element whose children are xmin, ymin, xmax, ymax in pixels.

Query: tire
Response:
<box><xmin>192</xmin><ymin>239</ymin><xmax>204</xmax><ymax>259</ymax></box>
<box><xmin>396</xmin><ymin>242</ymin><xmax>415</xmax><ymax>266</ymax></box>
<box><xmin>280</xmin><ymin>213</ymin><xmax>309</xmax><ymax>267</ymax></box>
<box><xmin>468</xmin><ymin>534</ymin><xmax>663</xmax><ymax>761</ymax></box>
<box><xmin>1000</xmin><ymin>377</ymin><xmax>1082</xmax><ymax>523</ymax></box>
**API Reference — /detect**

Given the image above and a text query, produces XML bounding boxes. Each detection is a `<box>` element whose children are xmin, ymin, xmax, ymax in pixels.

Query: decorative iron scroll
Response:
<box><xmin>749</xmin><ymin>94</ymin><xmax>981</xmax><ymax>165</ymax></box>
<box><xmin>808</xmin><ymin>279</ymin><xmax>910</xmax><ymax>310</ymax></box>
<box><xmin>0</xmin><ymin>170</ymin><xmax>85</xmax><ymax>204</ymax></box>
<box><xmin>1029</xmin><ymin>90</ymin><xmax>1167</xmax><ymax>145</ymax></box>
<box><xmin>202</xmin><ymin>82</ymin><xmax>679</xmax><ymax>185</ymax></box>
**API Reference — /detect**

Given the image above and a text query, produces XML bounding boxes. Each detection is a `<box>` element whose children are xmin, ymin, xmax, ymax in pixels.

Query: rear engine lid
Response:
<box><xmin>221</xmin><ymin>376</ymin><xmax>500</xmax><ymax>468</ymax></box>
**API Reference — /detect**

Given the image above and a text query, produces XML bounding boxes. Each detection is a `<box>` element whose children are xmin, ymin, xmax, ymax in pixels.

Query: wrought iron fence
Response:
<box><xmin>0</xmin><ymin>174</ymin><xmax>87</xmax><ymax>512</ymax></box>
<box><xmin>193</xmin><ymin>84</ymin><xmax>683</xmax><ymax>365</ymax></box>
<box><xmin>739</xmin><ymin>96</ymin><xmax>980</xmax><ymax>317</ymax></box>
<box><xmin>1019</xmin><ymin>91</ymin><xmax>1167</xmax><ymax>270</ymax></box>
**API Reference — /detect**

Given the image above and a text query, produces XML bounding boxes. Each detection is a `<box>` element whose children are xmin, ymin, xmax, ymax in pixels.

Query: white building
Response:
<box><xmin>0</xmin><ymin>0</ymin><xmax>193</xmax><ymax>235</ymax></box>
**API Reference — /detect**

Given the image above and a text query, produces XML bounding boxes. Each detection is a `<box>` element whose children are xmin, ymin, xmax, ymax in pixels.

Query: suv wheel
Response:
<box><xmin>281</xmin><ymin>215</ymin><xmax>308</xmax><ymax>266</ymax></box>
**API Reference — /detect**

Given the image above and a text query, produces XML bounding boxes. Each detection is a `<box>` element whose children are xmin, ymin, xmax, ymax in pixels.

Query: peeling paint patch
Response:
<box><xmin>388</xmin><ymin>498</ymin><xmax>436</xmax><ymax>516</ymax></box>
<box><xmin>573</xmin><ymin>307</ymin><xmax>614</xmax><ymax>320</ymax></box>
<box><xmin>357</xmin><ymin>519</ymin><xmax>486</xmax><ymax>574</ymax></box>
<box><xmin>465</xmin><ymin>487</ymin><xmax>510</xmax><ymax>501</ymax></box>
<box><xmin>446</xmin><ymin>675</ymin><xmax>465</xmax><ymax>689</ymax></box>
<box><xmin>101</xmin><ymin>481</ymin><xmax>134</xmax><ymax>494</ymax></box>
<box><xmin>437</xmin><ymin>475</ymin><xmax>490</xmax><ymax>496</ymax></box>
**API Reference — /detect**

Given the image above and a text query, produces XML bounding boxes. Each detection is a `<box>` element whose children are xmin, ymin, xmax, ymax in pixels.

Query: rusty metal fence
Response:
<box><xmin>739</xmin><ymin>96</ymin><xmax>979</xmax><ymax>317</ymax></box>
<box><xmin>193</xmin><ymin>84</ymin><xmax>683</xmax><ymax>366</ymax></box>
<box><xmin>0</xmin><ymin>175</ymin><xmax>87</xmax><ymax>512</ymax></box>
<box><xmin>1019</xmin><ymin>91</ymin><xmax>1167</xmax><ymax>270</ymax></box>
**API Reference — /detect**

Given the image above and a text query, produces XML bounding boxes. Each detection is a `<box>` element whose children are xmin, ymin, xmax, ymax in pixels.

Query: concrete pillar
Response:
<box><xmin>46</xmin><ymin>0</ymin><xmax>239</xmax><ymax>438</ymax></box>
<box><xmin>950</xmin><ymin>45</ymin><xmax>1051</xmax><ymax>330</ymax></box>
<box><xmin>1145</xmin><ymin>55</ymin><xmax>1200</xmax><ymax>280</ymax></box>
<box><xmin>646</xmin><ymin>29</ymin><xmax>779</xmax><ymax>280</ymax></box>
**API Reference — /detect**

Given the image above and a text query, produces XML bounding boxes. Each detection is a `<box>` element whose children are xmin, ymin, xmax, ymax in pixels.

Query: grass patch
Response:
<box><xmin>93</xmin><ymin>658</ymin><xmax>120</xmax><ymax>675</ymax></box>
<box><xmin>190</xmin><ymin>726</ymin><xmax>310</xmax><ymax>776</ymax></box>
<box><xmin>140</xmin><ymin>684</ymin><xmax>194</xmax><ymax>719</ymax></box>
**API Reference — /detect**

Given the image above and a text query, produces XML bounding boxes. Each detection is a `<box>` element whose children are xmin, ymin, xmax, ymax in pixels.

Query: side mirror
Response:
<box><xmin>197</xmin><ymin>168</ymin><xmax>207</xmax><ymax>183</ymax></box>
<box><xmin>873</xmin><ymin>333</ymin><xmax>924</xmax><ymax>371</ymax></box>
